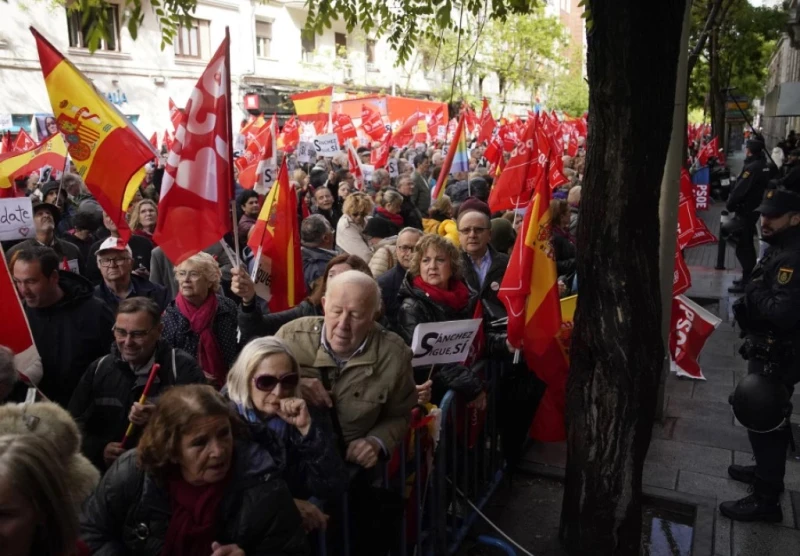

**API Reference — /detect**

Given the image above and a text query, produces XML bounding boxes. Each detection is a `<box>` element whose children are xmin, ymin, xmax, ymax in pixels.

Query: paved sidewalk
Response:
<box><xmin>521</xmin><ymin>192</ymin><xmax>800</xmax><ymax>555</ymax></box>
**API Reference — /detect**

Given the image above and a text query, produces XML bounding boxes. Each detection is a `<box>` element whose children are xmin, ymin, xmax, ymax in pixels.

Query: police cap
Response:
<box><xmin>756</xmin><ymin>189</ymin><xmax>800</xmax><ymax>217</ymax></box>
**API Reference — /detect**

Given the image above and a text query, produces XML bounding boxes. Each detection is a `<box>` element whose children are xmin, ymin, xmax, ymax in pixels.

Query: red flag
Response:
<box><xmin>346</xmin><ymin>142</ymin><xmax>364</xmax><ymax>190</ymax></box>
<box><xmin>0</xmin><ymin>244</ymin><xmax>43</xmax><ymax>385</ymax></box>
<box><xmin>697</xmin><ymin>137</ymin><xmax>719</xmax><ymax>167</ymax></box>
<box><xmin>488</xmin><ymin>118</ymin><xmax>549</xmax><ymax>212</ymax></box>
<box><xmin>169</xmin><ymin>97</ymin><xmax>183</xmax><ymax>130</ymax></box>
<box><xmin>477</xmin><ymin>98</ymin><xmax>496</xmax><ymax>144</ymax></box>
<box><xmin>370</xmin><ymin>132</ymin><xmax>392</xmax><ymax>169</ymax></box>
<box><xmin>392</xmin><ymin>112</ymin><xmax>423</xmax><ymax>148</ymax></box>
<box><xmin>163</xmin><ymin>129</ymin><xmax>174</xmax><ymax>152</ymax></box>
<box><xmin>427</xmin><ymin>104</ymin><xmax>446</xmax><ymax>142</ymax></box>
<box><xmin>462</xmin><ymin>102</ymin><xmax>479</xmax><ymax>134</ymax></box>
<box><xmin>498</xmin><ymin>124</ymin><xmax>518</xmax><ymax>153</ymax></box>
<box><xmin>247</xmin><ymin>160</ymin><xmax>304</xmax><ymax>312</ymax></box>
<box><xmin>361</xmin><ymin>104</ymin><xmax>387</xmax><ymax>142</ymax></box>
<box><xmin>673</xmin><ymin>243</ymin><xmax>691</xmax><ymax>297</ymax></box>
<box><xmin>13</xmin><ymin>130</ymin><xmax>36</xmax><ymax>152</ymax></box>
<box><xmin>669</xmin><ymin>295</ymin><xmax>721</xmax><ymax>380</ymax></box>
<box><xmin>236</xmin><ymin>115</ymin><xmax>276</xmax><ymax>192</ymax></box>
<box><xmin>240</xmin><ymin>115</ymin><xmax>266</xmax><ymax>148</ymax></box>
<box><xmin>149</xmin><ymin>132</ymin><xmax>159</xmax><ymax>151</ymax></box>
<box><xmin>333</xmin><ymin>112</ymin><xmax>357</xmax><ymax>144</ymax></box>
<box><xmin>278</xmin><ymin>116</ymin><xmax>300</xmax><ymax>151</ymax></box>
<box><xmin>153</xmin><ymin>33</ymin><xmax>233</xmax><ymax>265</ymax></box>
<box><xmin>539</xmin><ymin>112</ymin><xmax>568</xmax><ymax>189</ymax></box>
<box><xmin>483</xmin><ymin>133</ymin><xmax>504</xmax><ymax>167</ymax></box>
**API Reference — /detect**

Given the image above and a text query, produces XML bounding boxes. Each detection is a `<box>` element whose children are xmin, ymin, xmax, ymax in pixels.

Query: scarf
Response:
<box><xmin>176</xmin><ymin>293</ymin><xmax>227</xmax><ymax>386</ymax></box>
<box><xmin>412</xmin><ymin>275</ymin><xmax>470</xmax><ymax>311</ymax></box>
<box><xmin>161</xmin><ymin>472</ymin><xmax>230</xmax><ymax>556</ymax></box>
<box><xmin>376</xmin><ymin>206</ymin><xmax>404</xmax><ymax>227</ymax></box>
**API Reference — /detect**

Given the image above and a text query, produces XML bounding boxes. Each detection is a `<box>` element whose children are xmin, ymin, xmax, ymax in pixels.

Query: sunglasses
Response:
<box><xmin>253</xmin><ymin>373</ymin><xmax>300</xmax><ymax>392</ymax></box>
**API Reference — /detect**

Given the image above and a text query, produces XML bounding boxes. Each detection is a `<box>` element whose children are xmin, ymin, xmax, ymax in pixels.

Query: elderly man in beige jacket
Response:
<box><xmin>276</xmin><ymin>270</ymin><xmax>416</xmax><ymax>468</ymax></box>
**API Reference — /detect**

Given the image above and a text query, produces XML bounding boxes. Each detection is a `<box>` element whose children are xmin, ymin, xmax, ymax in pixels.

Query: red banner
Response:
<box><xmin>669</xmin><ymin>295</ymin><xmax>721</xmax><ymax>380</ymax></box>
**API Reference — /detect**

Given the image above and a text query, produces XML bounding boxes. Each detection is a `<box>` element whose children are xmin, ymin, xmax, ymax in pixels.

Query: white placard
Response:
<box><xmin>255</xmin><ymin>158</ymin><xmax>277</xmax><ymax>195</ymax></box>
<box><xmin>410</xmin><ymin>318</ymin><xmax>482</xmax><ymax>367</ymax></box>
<box><xmin>0</xmin><ymin>114</ymin><xmax>12</xmax><ymax>131</ymax></box>
<box><xmin>252</xmin><ymin>255</ymin><xmax>273</xmax><ymax>302</ymax></box>
<box><xmin>441</xmin><ymin>144</ymin><xmax>449</xmax><ymax>158</ymax></box>
<box><xmin>0</xmin><ymin>197</ymin><xmax>34</xmax><ymax>241</ymax></box>
<box><xmin>313</xmin><ymin>133</ymin><xmax>340</xmax><ymax>157</ymax></box>
<box><xmin>387</xmin><ymin>158</ymin><xmax>399</xmax><ymax>178</ymax></box>
<box><xmin>297</xmin><ymin>142</ymin><xmax>314</xmax><ymax>163</ymax></box>
<box><xmin>437</xmin><ymin>125</ymin><xmax>446</xmax><ymax>141</ymax></box>
<box><xmin>361</xmin><ymin>164</ymin><xmax>374</xmax><ymax>184</ymax></box>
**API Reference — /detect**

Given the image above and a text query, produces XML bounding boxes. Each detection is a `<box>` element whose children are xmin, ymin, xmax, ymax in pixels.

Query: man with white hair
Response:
<box><xmin>276</xmin><ymin>270</ymin><xmax>416</xmax><ymax>468</ymax></box>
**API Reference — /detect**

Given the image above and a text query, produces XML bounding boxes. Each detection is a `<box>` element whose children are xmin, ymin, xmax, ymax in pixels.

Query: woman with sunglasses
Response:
<box><xmin>224</xmin><ymin>336</ymin><xmax>347</xmax><ymax>533</ymax></box>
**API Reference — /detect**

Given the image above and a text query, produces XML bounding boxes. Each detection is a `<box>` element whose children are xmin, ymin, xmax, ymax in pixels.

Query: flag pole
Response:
<box><xmin>223</xmin><ymin>26</ymin><xmax>241</xmax><ymax>268</ymax></box>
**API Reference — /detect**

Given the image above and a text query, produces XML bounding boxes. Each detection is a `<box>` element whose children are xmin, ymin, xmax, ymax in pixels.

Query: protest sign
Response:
<box><xmin>313</xmin><ymin>133</ymin><xmax>340</xmax><ymax>157</ymax></box>
<box><xmin>410</xmin><ymin>318</ymin><xmax>482</xmax><ymax>367</ymax></box>
<box><xmin>296</xmin><ymin>141</ymin><xmax>314</xmax><ymax>163</ymax></box>
<box><xmin>252</xmin><ymin>256</ymin><xmax>273</xmax><ymax>302</ymax></box>
<box><xmin>387</xmin><ymin>158</ymin><xmax>399</xmax><ymax>178</ymax></box>
<box><xmin>362</xmin><ymin>164</ymin><xmax>374</xmax><ymax>184</ymax></box>
<box><xmin>0</xmin><ymin>197</ymin><xmax>34</xmax><ymax>242</ymax></box>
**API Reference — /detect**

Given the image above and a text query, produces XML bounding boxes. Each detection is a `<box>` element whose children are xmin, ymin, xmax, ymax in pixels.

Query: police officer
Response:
<box><xmin>726</xmin><ymin>138</ymin><xmax>774</xmax><ymax>293</ymax></box>
<box><xmin>720</xmin><ymin>189</ymin><xmax>800</xmax><ymax>523</ymax></box>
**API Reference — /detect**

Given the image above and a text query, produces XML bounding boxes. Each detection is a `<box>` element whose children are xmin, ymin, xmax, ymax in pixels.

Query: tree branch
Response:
<box><xmin>687</xmin><ymin>0</ymin><xmax>722</xmax><ymax>74</ymax></box>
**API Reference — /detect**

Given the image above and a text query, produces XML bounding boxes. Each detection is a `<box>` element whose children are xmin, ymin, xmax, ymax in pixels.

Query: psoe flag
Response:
<box><xmin>290</xmin><ymin>86</ymin><xmax>333</xmax><ymax>123</ymax></box>
<box><xmin>31</xmin><ymin>27</ymin><xmax>158</xmax><ymax>241</ymax></box>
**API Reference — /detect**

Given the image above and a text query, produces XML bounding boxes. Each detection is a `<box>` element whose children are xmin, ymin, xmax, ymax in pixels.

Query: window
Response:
<box><xmin>67</xmin><ymin>6</ymin><xmax>120</xmax><ymax>51</ymax></box>
<box><xmin>366</xmin><ymin>39</ymin><xmax>376</xmax><ymax>64</ymax></box>
<box><xmin>256</xmin><ymin>20</ymin><xmax>272</xmax><ymax>58</ymax></box>
<box><xmin>301</xmin><ymin>32</ymin><xmax>315</xmax><ymax>62</ymax></box>
<box><xmin>335</xmin><ymin>32</ymin><xmax>347</xmax><ymax>58</ymax></box>
<box><xmin>175</xmin><ymin>19</ymin><xmax>210</xmax><ymax>59</ymax></box>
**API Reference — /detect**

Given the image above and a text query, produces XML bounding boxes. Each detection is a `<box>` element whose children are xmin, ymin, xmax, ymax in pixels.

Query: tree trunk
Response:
<box><xmin>710</xmin><ymin>27</ymin><xmax>726</xmax><ymax>142</ymax></box>
<box><xmin>560</xmin><ymin>0</ymin><xmax>687</xmax><ymax>554</ymax></box>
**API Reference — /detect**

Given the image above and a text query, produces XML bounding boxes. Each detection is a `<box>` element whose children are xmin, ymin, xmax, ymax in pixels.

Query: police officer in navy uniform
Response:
<box><xmin>721</xmin><ymin>189</ymin><xmax>800</xmax><ymax>523</ymax></box>
<box><xmin>726</xmin><ymin>138</ymin><xmax>774</xmax><ymax>294</ymax></box>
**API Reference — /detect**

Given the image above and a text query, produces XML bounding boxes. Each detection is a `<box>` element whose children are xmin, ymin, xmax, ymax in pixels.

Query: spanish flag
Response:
<box><xmin>0</xmin><ymin>133</ymin><xmax>68</xmax><ymax>197</ymax></box>
<box><xmin>31</xmin><ymin>28</ymin><xmax>158</xmax><ymax>240</ymax></box>
<box><xmin>290</xmin><ymin>86</ymin><xmax>333</xmax><ymax>124</ymax></box>
<box><xmin>247</xmin><ymin>159</ymin><xmax>304</xmax><ymax>312</ymax></box>
<box><xmin>498</xmin><ymin>156</ymin><xmax>565</xmax><ymax>441</ymax></box>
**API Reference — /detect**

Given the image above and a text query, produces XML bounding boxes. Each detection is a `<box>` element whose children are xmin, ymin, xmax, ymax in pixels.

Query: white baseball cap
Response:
<box><xmin>97</xmin><ymin>237</ymin><xmax>133</xmax><ymax>255</ymax></box>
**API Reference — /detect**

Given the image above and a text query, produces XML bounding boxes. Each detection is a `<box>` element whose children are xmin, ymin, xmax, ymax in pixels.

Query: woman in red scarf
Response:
<box><xmin>393</xmin><ymin>234</ymin><xmax>481</xmax><ymax>406</ymax></box>
<box><xmin>162</xmin><ymin>252</ymin><xmax>240</xmax><ymax>387</ymax></box>
<box><xmin>374</xmin><ymin>189</ymin><xmax>405</xmax><ymax>230</ymax></box>
<box><xmin>79</xmin><ymin>385</ymin><xmax>308</xmax><ymax>556</ymax></box>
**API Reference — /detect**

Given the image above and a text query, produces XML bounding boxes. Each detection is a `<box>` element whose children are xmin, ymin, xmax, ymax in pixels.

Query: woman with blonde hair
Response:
<box><xmin>374</xmin><ymin>189</ymin><xmax>404</xmax><ymax>231</ymax></box>
<box><xmin>224</xmin><ymin>336</ymin><xmax>347</xmax><ymax>531</ymax></box>
<box><xmin>162</xmin><ymin>252</ymin><xmax>240</xmax><ymax>386</ymax></box>
<box><xmin>336</xmin><ymin>191</ymin><xmax>375</xmax><ymax>263</ymax></box>
<box><xmin>0</xmin><ymin>434</ymin><xmax>88</xmax><ymax>556</ymax></box>
<box><xmin>128</xmin><ymin>199</ymin><xmax>158</xmax><ymax>246</ymax></box>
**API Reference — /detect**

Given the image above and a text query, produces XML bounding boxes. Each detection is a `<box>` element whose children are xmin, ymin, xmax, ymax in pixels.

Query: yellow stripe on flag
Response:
<box><xmin>123</xmin><ymin>167</ymin><xmax>147</xmax><ymax>211</ymax></box>
<box><xmin>523</xmin><ymin>192</ymin><xmax>558</xmax><ymax>323</ymax></box>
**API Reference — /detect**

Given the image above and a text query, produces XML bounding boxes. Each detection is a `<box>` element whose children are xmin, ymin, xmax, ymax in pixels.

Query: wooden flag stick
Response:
<box><xmin>120</xmin><ymin>363</ymin><xmax>160</xmax><ymax>448</ymax></box>
<box><xmin>230</xmin><ymin>199</ymin><xmax>242</xmax><ymax>268</ymax></box>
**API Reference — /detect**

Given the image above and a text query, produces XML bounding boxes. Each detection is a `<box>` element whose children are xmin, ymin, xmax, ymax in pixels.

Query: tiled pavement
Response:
<box><xmin>522</xmin><ymin>175</ymin><xmax>800</xmax><ymax>554</ymax></box>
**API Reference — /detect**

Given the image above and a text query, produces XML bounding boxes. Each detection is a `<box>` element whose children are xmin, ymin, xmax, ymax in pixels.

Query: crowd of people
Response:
<box><xmin>0</xmin><ymin>128</ymin><xmax>587</xmax><ymax>556</ymax></box>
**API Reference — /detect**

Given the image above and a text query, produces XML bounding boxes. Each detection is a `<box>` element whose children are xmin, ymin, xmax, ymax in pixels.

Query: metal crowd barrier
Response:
<box><xmin>314</xmin><ymin>359</ymin><xmax>517</xmax><ymax>555</ymax></box>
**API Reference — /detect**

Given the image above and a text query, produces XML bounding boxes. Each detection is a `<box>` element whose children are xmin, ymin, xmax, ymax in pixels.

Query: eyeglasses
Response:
<box><xmin>458</xmin><ymin>227</ymin><xmax>489</xmax><ymax>235</ymax></box>
<box><xmin>253</xmin><ymin>373</ymin><xmax>300</xmax><ymax>392</ymax></box>
<box><xmin>397</xmin><ymin>245</ymin><xmax>416</xmax><ymax>252</ymax></box>
<box><xmin>99</xmin><ymin>257</ymin><xmax>131</xmax><ymax>267</ymax></box>
<box><xmin>112</xmin><ymin>326</ymin><xmax>155</xmax><ymax>340</ymax></box>
<box><xmin>176</xmin><ymin>270</ymin><xmax>202</xmax><ymax>280</ymax></box>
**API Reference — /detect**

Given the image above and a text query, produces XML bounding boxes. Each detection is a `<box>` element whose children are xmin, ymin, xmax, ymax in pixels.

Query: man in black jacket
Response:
<box><xmin>377</xmin><ymin>227</ymin><xmax>423</xmax><ymax>326</ymax></box>
<box><xmin>10</xmin><ymin>246</ymin><xmax>114</xmax><ymax>407</ymax></box>
<box><xmin>68</xmin><ymin>297</ymin><xmax>205</xmax><ymax>471</ymax></box>
<box><xmin>727</xmin><ymin>138</ymin><xmax>775</xmax><ymax>293</ymax></box>
<box><xmin>94</xmin><ymin>237</ymin><xmax>168</xmax><ymax>313</ymax></box>
<box><xmin>85</xmin><ymin>212</ymin><xmax>153</xmax><ymax>285</ymax></box>
<box><xmin>721</xmin><ymin>189</ymin><xmax>800</xmax><ymax>523</ymax></box>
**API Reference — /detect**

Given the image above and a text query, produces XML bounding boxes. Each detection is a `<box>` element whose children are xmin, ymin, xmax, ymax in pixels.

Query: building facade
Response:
<box><xmin>0</xmin><ymin>0</ymin><xmax>547</xmax><ymax>139</ymax></box>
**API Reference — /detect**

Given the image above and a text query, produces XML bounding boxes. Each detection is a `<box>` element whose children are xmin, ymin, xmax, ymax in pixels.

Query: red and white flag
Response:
<box><xmin>163</xmin><ymin>129</ymin><xmax>174</xmax><ymax>152</ymax></box>
<box><xmin>370</xmin><ymin>132</ymin><xmax>392</xmax><ymax>169</ymax></box>
<box><xmin>669</xmin><ymin>295</ymin><xmax>721</xmax><ymax>380</ymax></box>
<box><xmin>0</xmin><ymin>245</ymin><xmax>43</xmax><ymax>386</ymax></box>
<box><xmin>277</xmin><ymin>116</ymin><xmax>300</xmax><ymax>151</ymax></box>
<box><xmin>677</xmin><ymin>169</ymin><xmax>717</xmax><ymax>250</ymax></box>
<box><xmin>487</xmin><ymin>118</ymin><xmax>549</xmax><ymax>212</ymax></box>
<box><xmin>13</xmin><ymin>130</ymin><xmax>36</xmax><ymax>152</ymax></box>
<box><xmin>153</xmin><ymin>32</ymin><xmax>234</xmax><ymax>265</ymax></box>
<box><xmin>346</xmin><ymin>143</ymin><xmax>364</xmax><ymax>190</ymax></box>
<box><xmin>673</xmin><ymin>243</ymin><xmax>691</xmax><ymax>297</ymax></box>
<box><xmin>149</xmin><ymin>132</ymin><xmax>159</xmax><ymax>151</ymax></box>
<box><xmin>333</xmin><ymin>113</ymin><xmax>357</xmax><ymax>144</ymax></box>
<box><xmin>392</xmin><ymin>112</ymin><xmax>423</xmax><ymax>148</ymax></box>
<box><xmin>477</xmin><ymin>98</ymin><xmax>496</xmax><ymax>144</ymax></box>
<box><xmin>361</xmin><ymin>104</ymin><xmax>387</xmax><ymax>142</ymax></box>
<box><xmin>169</xmin><ymin>97</ymin><xmax>183</xmax><ymax>130</ymax></box>
<box><xmin>236</xmin><ymin>115</ymin><xmax>277</xmax><ymax>194</ymax></box>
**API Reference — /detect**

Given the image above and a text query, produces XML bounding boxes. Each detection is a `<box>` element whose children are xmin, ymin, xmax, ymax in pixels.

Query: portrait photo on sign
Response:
<box><xmin>33</xmin><ymin>113</ymin><xmax>58</xmax><ymax>141</ymax></box>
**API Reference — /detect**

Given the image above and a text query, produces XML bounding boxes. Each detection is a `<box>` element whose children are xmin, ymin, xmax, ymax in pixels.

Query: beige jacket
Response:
<box><xmin>276</xmin><ymin>317</ymin><xmax>416</xmax><ymax>453</ymax></box>
<box><xmin>368</xmin><ymin>237</ymin><xmax>397</xmax><ymax>279</ymax></box>
<box><xmin>336</xmin><ymin>214</ymin><xmax>373</xmax><ymax>263</ymax></box>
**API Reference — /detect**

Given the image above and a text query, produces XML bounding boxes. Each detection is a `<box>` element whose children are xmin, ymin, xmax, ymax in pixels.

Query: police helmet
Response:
<box><xmin>730</xmin><ymin>373</ymin><xmax>792</xmax><ymax>432</ymax></box>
